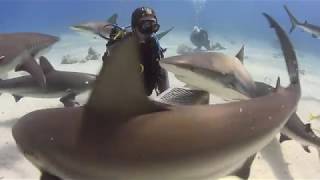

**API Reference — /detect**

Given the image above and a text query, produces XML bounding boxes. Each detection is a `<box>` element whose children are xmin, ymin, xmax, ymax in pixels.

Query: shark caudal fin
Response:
<box><xmin>107</xmin><ymin>13</ymin><xmax>118</xmax><ymax>24</ymax></box>
<box><xmin>263</xmin><ymin>13</ymin><xmax>300</xmax><ymax>94</ymax></box>
<box><xmin>284</xmin><ymin>5</ymin><xmax>300</xmax><ymax>33</ymax></box>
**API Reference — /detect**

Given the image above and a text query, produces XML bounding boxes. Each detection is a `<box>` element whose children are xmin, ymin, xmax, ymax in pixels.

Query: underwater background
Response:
<box><xmin>1</xmin><ymin>0</ymin><xmax>320</xmax><ymax>179</ymax></box>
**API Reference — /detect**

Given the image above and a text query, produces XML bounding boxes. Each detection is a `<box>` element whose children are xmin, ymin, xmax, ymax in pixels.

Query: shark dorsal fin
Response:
<box><xmin>39</xmin><ymin>56</ymin><xmax>55</xmax><ymax>74</ymax></box>
<box><xmin>107</xmin><ymin>13</ymin><xmax>118</xmax><ymax>24</ymax></box>
<box><xmin>235</xmin><ymin>45</ymin><xmax>244</xmax><ymax>64</ymax></box>
<box><xmin>86</xmin><ymin>35</ymin><xmax>161</xmax><ymax>118</ymax></box>
<box><xmin>274</xmin><ymin>77</ymin><xmax>281</xmax><ymax>91</ymax></box>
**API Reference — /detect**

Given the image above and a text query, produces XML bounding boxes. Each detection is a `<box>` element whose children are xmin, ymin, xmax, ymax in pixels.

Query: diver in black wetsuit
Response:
<box><xmin>190</xmin><ymin>26</ymin><xmax>211</xmax><ymax>50</ymax></box>
<box><xmin>103</xmin><ymin>7</ymin><xmax>169</xmax><ymax>96</ymax></box>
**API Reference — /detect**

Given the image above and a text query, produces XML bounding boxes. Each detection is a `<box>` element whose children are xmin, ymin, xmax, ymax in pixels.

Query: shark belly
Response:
<box><xmin>0</xmin><ymin>87</ymin><xmax>68</xmax><ymax>99</ymax></box>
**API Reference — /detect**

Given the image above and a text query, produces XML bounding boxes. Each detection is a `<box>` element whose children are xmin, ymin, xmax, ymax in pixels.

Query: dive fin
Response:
<box><xmin>155</xmin><ymin>27</ymin><xmax>174</xmax><ymax>40</ymax></box>
<box><xmin>86</xmin><ymin>35</ymin><xmax>165</xmax><ymax>117</ymax></box>
<box><xmin>235</xmin><ymin>45</ymin><xmax>244</xmax><ymax>64</ymax></box>
<box><xmin>13</xmin><ymin>95</ymin><xmax>23</xmax><ymax>102</ymax></box>
<box><xmin>283</xmin><ymin>5</ymin><xmax>300</xmax><ymax>33</ymax></box>
<box><xmin>0</xmin><ymin>55</ymin><xmax>5</xmax><ymax>61</ymax></box>
<box><xmin>279</xmin><ymin>133</ymin><xmax>291</xmax><ymax>143</ymax></box>
<box><xmin>107</xmin><ymin>13</ymin><xmax>118</xmax><ymax>24</ymax></box>
<box><xmin>231</xmin><ymin>154</ymin><xmax>256</xmax><ymax>180</ymax></box>
<box><xmin>15</xmin><ymin>57</ymin><xmax>46</xmax><ymax>88</ymax></box>
<box><xmin>39</xmin><ymin>56</ymin><xmax>55</xmax><ymax>74</ymax></box>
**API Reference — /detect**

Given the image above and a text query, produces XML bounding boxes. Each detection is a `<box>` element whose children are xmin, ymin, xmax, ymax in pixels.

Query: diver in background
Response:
<box><xmin>103</xmin><ymin>7</ymin><xmax>169</xmax><ymax>96</ymax></box>
<box><xmin>190</xmin><ymin>26</ymin><xmax>211</xmax><ymax>50</ymax></box>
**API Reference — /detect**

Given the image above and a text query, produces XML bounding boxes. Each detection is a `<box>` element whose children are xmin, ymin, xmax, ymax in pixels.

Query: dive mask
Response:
<box><xmin>138</xmin><ymin>20</ymin><xmax>160</xmax><ymax>35</ymax></box>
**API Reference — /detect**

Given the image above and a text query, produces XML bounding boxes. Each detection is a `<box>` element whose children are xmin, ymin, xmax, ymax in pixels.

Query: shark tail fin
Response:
<box><xmin>283</xmin><ymin>5</ymin><xmax>300</xmax><ymax>33</ymax></box>
<box><xmin>263</xmin><ymin>13</ymin><xmax>300</xmax><ymax>92</ymax></box>
<box><xmin>107</xmin><ymin>13</ymin><xmax>118</xmax><ymax>24</ymax></box>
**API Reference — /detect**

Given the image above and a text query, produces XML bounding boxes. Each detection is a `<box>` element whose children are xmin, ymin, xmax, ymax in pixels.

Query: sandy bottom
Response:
<box><xmin>1</xmin><ymin>33</ymin><xmax>320</xmax><ymax>179</ymax></box>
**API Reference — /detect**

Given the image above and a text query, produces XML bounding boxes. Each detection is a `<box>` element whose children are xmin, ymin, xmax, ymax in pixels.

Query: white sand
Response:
<box><xmin>1</xmin><ymin>33</ymin><xmax>320</xmax><ymax>179</ymax></box>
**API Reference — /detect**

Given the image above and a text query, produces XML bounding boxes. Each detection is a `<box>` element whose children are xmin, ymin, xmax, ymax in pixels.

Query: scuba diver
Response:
<box><xmin>103</xmin><ymin>7</ymin><xmax>169</xmax><ymax>96</ymax></box>
<box><xmin>190</xmin><ymin>26</ymin><xmax>211</xmax><ymax>50</ymax></box>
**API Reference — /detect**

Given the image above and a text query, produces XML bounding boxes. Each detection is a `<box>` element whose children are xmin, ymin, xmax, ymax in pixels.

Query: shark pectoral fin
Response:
<box><xmin>60</xmin><ymin>91</ymin><xmax>79</xmax><ymax>107</ymax></box>
<box><xmin>231</xmin><ymin>154</ymin><xmax>256</xmax><ymax>180</ymax></box>
<box><xmin>13</xmin><ymin>94</ymin><xmax>23</xmax><ymax>102</ymax></box>
<box><xmin>86</xmin><ymin>35</ymin><xmax>164</xmax><ymax>117</ymax></box>
<box><xmin>155</xmin><ymin>27</ymin><xmax>174</xmax><ymax>40</ymax></box>
<box><xmin>312</xmin><ymin>34</ymin><xmax>317</xmax><ymax>38</ymax></box>
<box><xmin>302</xmin><ymin>145</ymin><xmax>311</xmax><ymax>153</ymax></box>
<box><xmin>279</xmin><ymin>133</ymin><xmax>291</xmax><ymax>143</ymax></box>
<box><xmin>15</xmin><ymin>57</ymin><xmax>46</xmax><ymax>88</ymax></box>
<box><xmin>107</xmin><ymin>13</ymin><xmax>118</xmax><ymax>24</ymax></box>
<box><xmin>235</xmin><ymin>45</ymin><xmax>245</xmax><ymax>64</ymax></box>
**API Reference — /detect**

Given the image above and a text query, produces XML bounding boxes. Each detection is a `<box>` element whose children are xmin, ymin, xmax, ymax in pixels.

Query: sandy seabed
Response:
<box><xmin>0</xmin><ymin>32</ymin><xmax>320</xmax><ymax>179</ymax></box>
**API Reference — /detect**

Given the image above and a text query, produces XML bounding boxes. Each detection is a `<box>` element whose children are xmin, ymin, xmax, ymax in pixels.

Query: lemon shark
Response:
<box><xmin>284</xmin><ymin>5</ymin><xmax>320</xmax><ymax>39</ymax></box>
<box><xmin>12</xmin><ymin>13</ymin><xmax>301</xmax><ymax>180</ymax></box>
<box><xmin>71</xmin><ymin>13</ymin><xmax>174</xmax><ymax>40</ymax></box>
<box><xmin>0</xmin><ymin>32</ymin><xmax>59</xmax><ymax>88</ymax></box>
<box><xmin>0</xmin><ymin>56</ymin><xmax>95</xmax><ymax>106</ymax></box>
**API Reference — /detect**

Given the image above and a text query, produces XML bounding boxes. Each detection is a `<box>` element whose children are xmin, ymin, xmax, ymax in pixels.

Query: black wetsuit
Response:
<box><xmin>104</xmin><ymin>31</ymin><xmax>169</xmax><ymax>96</ymax></box>
<box><xmin>190</xmin><ymin>29</ymin><xmax>211</xmax><ymax>50</ymax></box>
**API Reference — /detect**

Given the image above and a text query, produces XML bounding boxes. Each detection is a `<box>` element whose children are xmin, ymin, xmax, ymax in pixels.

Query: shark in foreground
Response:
<box><xmin>12</xmin><ymin>13</ymin><xmax>301</xmax><ymax>180</ymax></box>
<box><xmin>0</xmin><ymin>32</ymin><xmax>59</xmax><ymax>88</ymax></box>
<box><xmin>284</xmin><ymin>5</ymin><xmax>320</xmax><ymax>39</ymax></box>
<box><xmin>0</xmin><ymin>56</ymin><xmax>95</xmax><ymax>107</ymax></box>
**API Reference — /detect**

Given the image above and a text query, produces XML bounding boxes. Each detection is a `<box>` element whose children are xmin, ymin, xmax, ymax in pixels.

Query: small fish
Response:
<box><xmin>309</xmin><ymin>113</ymin><xmax>320</xmax><ymax>121</ymax></box>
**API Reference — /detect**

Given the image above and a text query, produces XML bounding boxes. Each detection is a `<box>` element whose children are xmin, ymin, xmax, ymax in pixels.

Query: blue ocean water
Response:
<box><xmin>1</xmin><ymin>0</ymin><xmax>319</xmax><ymax>59</ymax></box>
<box><xmin>1</xmin><ymin>0</ymin><xmax>319</xmax><ymax>88</ymax></box>
<box><xmin>1</xmin><ymin>1</ymin><xmax>320</xmax><ymax>179</ymax></box>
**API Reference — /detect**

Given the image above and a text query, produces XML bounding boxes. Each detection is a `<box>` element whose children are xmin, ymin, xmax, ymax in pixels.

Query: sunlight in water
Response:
<box><xmin>192</xmin><ymin>0</ymin><xmax>207</xmax><ymax>24</ymax></box>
